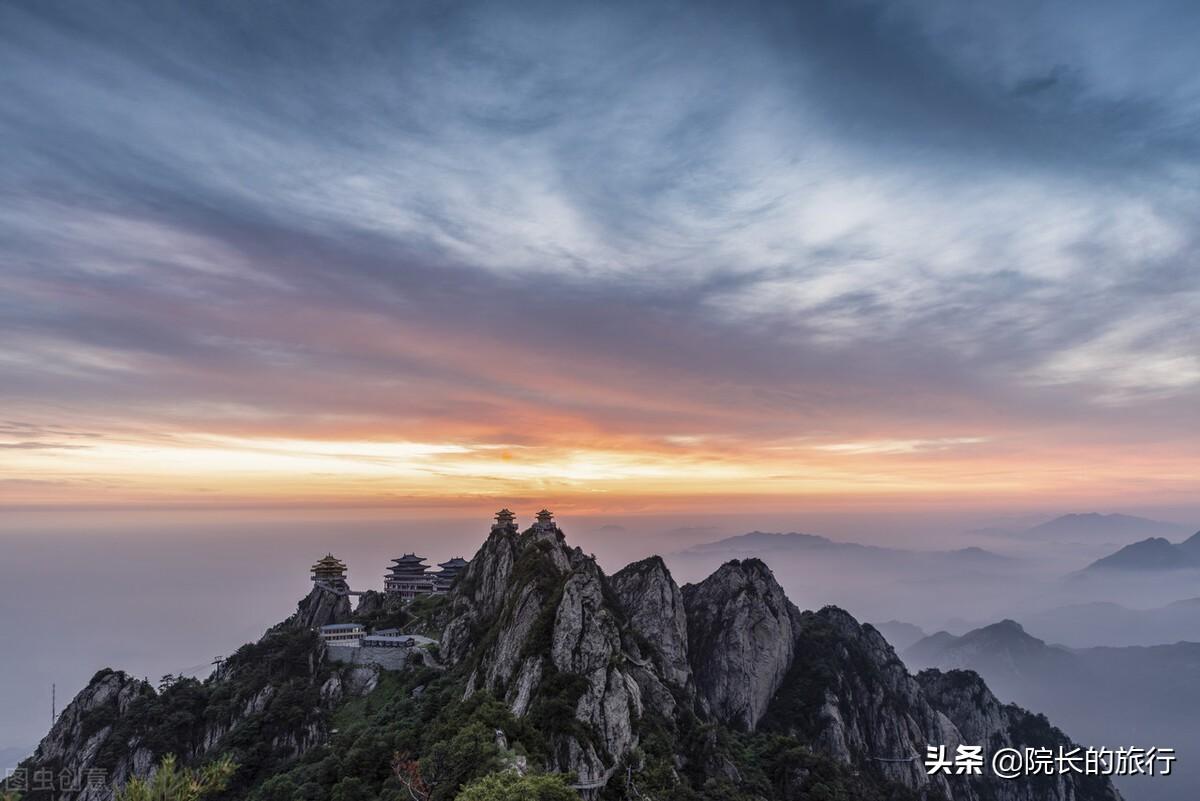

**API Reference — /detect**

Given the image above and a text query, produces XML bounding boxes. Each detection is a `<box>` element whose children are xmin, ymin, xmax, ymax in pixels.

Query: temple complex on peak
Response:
<box><xmin>492</xmin><ymin>507</ymin><xmax>518</xmax><ymax>531</ymax></box>
<box><xmin>309</xmin><ymin>508</ymin><xmax>560</xmax><ymax>605</ymax></box>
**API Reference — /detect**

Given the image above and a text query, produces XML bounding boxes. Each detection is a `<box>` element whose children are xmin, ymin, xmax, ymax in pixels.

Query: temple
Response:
<box><xmin>384</xmin><ymin>553</ymin><xmax>435</xmax><ymax>600</ymax></box>
<box><xmin>311</xmin><ymin>553</ymin><xmax>348</xmax><ymax>585</ymax></box>
<box><xmin>313</xmin><ymin>510</ymin><xmax>549</xmax><ymax>604</ymax></box>
<box><xmin>434</xmin><ymin>557</ymin><xmax>469</xmax><ymax>593</ymax></box>
<box><xmin>493</xmin><ymin>508</ymin><xmax>518</xmax><ymax>531</ymax></box>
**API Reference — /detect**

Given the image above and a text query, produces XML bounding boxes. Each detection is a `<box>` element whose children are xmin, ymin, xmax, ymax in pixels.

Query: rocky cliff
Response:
<box><xmin>19</xmin><ymin>517</ymin><xmax>1124</xmax><ymax>801</ymax></box>
<box><xmin>439</xmin><ymin>521</ymin><xmax>643</xmax><ymax>786</ymax></box>
<box><xmin>682</xmin><ymin>558</ymin><xmax>798</xmax><ymax>731</ymax></box>
<box><xmin>16</xmin><ymin>629</ymin><xmax>371</xmax><ymax>801</ymax></box>
<box><xmin>610</xmin><ymin>555</ymin><xmax>693</xmax><ymax>693</ymax></box>
<box><xmin>290</xmin><ymin>583</ymin><xmax>353</xmax><ymax>630</ymax></box>
<box><xmin>21</xmin><ymin>670</ymin><xmax>156</xmax><ymax>801</ymax></box>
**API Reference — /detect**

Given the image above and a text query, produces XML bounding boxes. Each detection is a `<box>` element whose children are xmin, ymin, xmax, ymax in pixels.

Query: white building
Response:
<box><xmin>319</xmin><ymin>623</ymin><xmax>364</xmax><ymax>646</ymax></box>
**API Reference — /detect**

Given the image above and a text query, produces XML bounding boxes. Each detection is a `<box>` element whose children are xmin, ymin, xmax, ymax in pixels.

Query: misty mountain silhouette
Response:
<box><xmin>1016</xmin><ymin>512</ymin><xmax>1188</xmax><ymax>543</ymax></box>
<box><xmin>683</xmin><ymin>530</ymin><xmax>1017</xmax><ymax>565</ymax></box>
<box><xmin>1084</xmin><ymin>531</ymin><xmax>1200</xmax><ymax>572</ymax></box>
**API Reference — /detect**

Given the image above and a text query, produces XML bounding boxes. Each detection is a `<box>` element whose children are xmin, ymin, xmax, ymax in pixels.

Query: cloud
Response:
<box><xmin>0</xmin><ymin>0</ymin><xmax>1197</xmax><ymax>506</ymax></box>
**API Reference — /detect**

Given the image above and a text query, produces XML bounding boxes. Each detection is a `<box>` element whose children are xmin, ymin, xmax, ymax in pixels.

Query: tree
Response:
<box><xmin>419</xmin><ymin>722</ymin><xmax>500</xmax><ymax>800</ymax></box>
<box><xmin>455</xmin><ymin>772</ymin><xmax>576</xmax><ymax>801</ymax></box>
<box><xmin>116</xmin><ymin>754</ymin><xmax>236</xmax><ymax>801</ymax></box>
<box><xmin>392</xmin><ymin>752</ymin><xmax>430</xmax><ymax>801</ymax></box>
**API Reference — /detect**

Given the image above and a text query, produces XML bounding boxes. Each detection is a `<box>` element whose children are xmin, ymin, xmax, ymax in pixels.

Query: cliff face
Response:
<box><xmin>765</xmin><ymin>605</ymin><xmax>1124</xmax><ymax>801</ymax></box>
<box><xmin>682</xmin><ymin>558</ymin><xmax>798</xmax><ymax>731</ymax></box>
<box><xmin>24</xmin><ymin>670</ymin><xmax>157</xmax><ymax>801</ymax></box>
<box><xmin>17</xmin><ymin>630</ymin><xmax>366</xmax><ymax>801</ymax></box>
<box><xmin>440</xmin><ymin>523</ymin><xmax>642</xmax><ymax>785</ymax></box>
<box><xmin>291</xmin><ymin>583</ymin><xmax>353</xmax><ymax>630</ymax></box>
<box><xmin>610</xmin><ymin>555</ymin><xmax>692</xmax><ymax>692</ymax></box>
<box><xmin>919</xmin><ymin>670</ymin><xmax>1124</xmax><ymax>801</ymax></box>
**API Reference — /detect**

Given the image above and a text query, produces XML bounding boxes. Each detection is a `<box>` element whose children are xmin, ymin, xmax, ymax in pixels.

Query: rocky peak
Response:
<box><xmin>290</xmin><ymin>583</ymin><xmax>352</xmax><ymax>630</ymax></box>
<box><xmin>440</xmin><ymin>520</ymin><xmax>641</xmax><ymax>786</ymax></box>
<box><xmin>681</xmin><ymin>558</ymin><xmax>799</xmax><ymax>731</ymax></box>
<box><xmin>610</xmin><ymin>555</ymin><xmax>692</xmax><ymax>692</ymax></box>
<box><xmin>27</xmin><ymin>670</ymin><xmax>156</xmax><ymax>800</ymax></box>
<box><xmin>918</xmin><ymin>669</ymin><xmax>1124</xmax><ymax>801</ymax></box>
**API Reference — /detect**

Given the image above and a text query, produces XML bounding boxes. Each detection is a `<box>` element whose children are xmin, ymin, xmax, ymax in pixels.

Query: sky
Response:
<box><xmin>2</xmin><ymin>0</ymin><xmax>1199</xmax><ymax>517</ymax></box>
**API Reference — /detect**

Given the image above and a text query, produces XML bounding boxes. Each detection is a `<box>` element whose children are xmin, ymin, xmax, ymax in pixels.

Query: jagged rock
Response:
<box><xmin>771</xmin><ymin>607</ymin><xmax>961</xmax><ymax>793</ymax></box>
<box><xmin>23</xmin><ymin>670</ymin><xmax>153</xmax><ymax>801</ymax></box>
<box><xmin>611</xmin><ymin>556</ymin><xmax>692</xmax><ymax>691</ymax></box>
<box><xmin>444</xmin><ymin>521</ymin><xmax>640</xmax><ymax>786</ymax></box>
<box><xmin>919</xmin><ymin>669</ymin><xmax>1124</xmax><ymax>801</ymax></box>
<box><xmin>765</xmin><ymin>606</ymin><xmax>1125</xmax><ymax>801</ymax></box>
<box><xmin>21</xmin><ymin>518</ymin><xmax>1125</xmax><ymax>801</ymax></box>
<box><xmin>353</xmin><ymin>589</ymin><xmax>386</xmax><ymax>618</ymax></box>
<box><xmin>681</xmin><ymin>558</ymin><xmax>798</xmax><ymax>731</ymax></box>
<box><xmin>291</xmin><ymin>583</ymin><xmax>352</xmax><ymax>629</ymax></box>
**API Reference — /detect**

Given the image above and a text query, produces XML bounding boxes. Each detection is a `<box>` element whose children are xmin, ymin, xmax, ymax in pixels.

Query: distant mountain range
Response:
<box><xmin>675</xmin><ymin>530</ymin><xmax>1027</xmax><ymax>628</ymax></box>
<box><xmin>871</xmin><ymin>620</ymin><xmax>928</xmax><ymax>652</ymax></box>
<box><xmin>1007</xmin><ymin>512</ymin><xmax>1190</xmax><ymax>544</ymax></box>
<box><xmin>1082</xmin><ymin>530</ymin><xmax>1200</xmax><ymax>572</ymax></box>
<box><xmin>903</xmin><ymin>620</ymin><xmax>1200</xmax><ymax>801</ymax></box>
<box><xmin>682</xmin><ymin>530</ymin><xmax>1018</xmax><ymax>567</ymax></box>
<box><xmin>1020</xmin><ymin>598</ymin><xmax>1200</xmax><ymax>648</ymax></box>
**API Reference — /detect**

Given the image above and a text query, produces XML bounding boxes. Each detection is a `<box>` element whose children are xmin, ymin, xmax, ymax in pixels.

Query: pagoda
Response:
<box><xmin>384</xmin><ymin>553</ymin><xmax>434</xmax><ymax>601</ymax></box>
<box><xmin>311</xmin><ymin>553</ymin><xmax>348</xmax><ymax>584</ymax></box>
<box><xmin>534</xmin><ymin>508</ymin><xmax>556</xmax><ymax>530</ymax></box>
<box><xmin>433</xmin><ymin>557</ymin><xmax>469</xmax><ymax>593</ymax></box>
<box><xmin>493</xmin><ymin>508</ymin><xmax>517</xmax><ymax>531</ymax></box>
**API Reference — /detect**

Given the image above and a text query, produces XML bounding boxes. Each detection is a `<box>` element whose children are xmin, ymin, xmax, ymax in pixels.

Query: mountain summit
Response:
<box><xmin>1083</xmin><ymin>531</ymin><xmax>1200</xmax><ymax>572</ymax></box>
<box><xmin>18</xmin><ymin>514</ymin><xmax>1122</xmax><ymax>801</ymax></box>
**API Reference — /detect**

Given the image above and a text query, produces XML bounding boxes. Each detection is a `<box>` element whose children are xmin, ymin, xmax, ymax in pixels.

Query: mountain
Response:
<box><xmin>1020</xmin><ymin>598</ymin><xmax>1200</xmax><ymax>648</ymax></box>
<box><xmin>905</xmin><ymin>621</ymin><xmax>1079</xmax><ymax>687</ymax></box>
<box><xmin>675</xmin><ymin>530</ymin><xmax>1027</xmax><ymax>630</ymax></box>
<box><xmin>905</xmin><ymin>621</ymin><xmax>1200</xmax><ymax>801</ymax></box>
<box><xmin>18</xmin><ymin>517</ymin><xmax>1121</xmax><ymax>801</ymax></box>
<box><xmin>872</xmin><ymin>620</ymin><xmax>929</xmax><ymax>652</ymax></box>
<box><xmin>682</xmin><ymin>531</ymin><xmax>1017</xmax><ymax>566</ymax></box>
<box><xmin>1082</xmin><ymin>533</ymin><xmax>1200</xmax><ymax>572</ymax></box>
<box><xmin>1017</xmin><ymin>513</ymin><xmax>1189</xmax><ymax>544</ymax></box>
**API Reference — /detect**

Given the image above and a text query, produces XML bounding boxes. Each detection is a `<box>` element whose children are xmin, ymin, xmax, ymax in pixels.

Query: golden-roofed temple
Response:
<box><xmin>535</xmin><ymin>508</ymin><xmax>555</xmax><ymax>528</ymax></box>
<box><xmin>493</xmin><ymin>508</ymin><xmax>517</xmax><ymax>530</ymax></box>
<box><xmin>311</xmin><ymin>553</ymin><xmax>348</xmax><ymax>582</ymax></box>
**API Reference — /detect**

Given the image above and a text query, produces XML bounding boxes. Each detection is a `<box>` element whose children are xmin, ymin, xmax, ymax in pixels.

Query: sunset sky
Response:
<box><xmin>2</xmin><ymin>0</ymin><xmax>1199</xmax><ymax>516</ymax></box>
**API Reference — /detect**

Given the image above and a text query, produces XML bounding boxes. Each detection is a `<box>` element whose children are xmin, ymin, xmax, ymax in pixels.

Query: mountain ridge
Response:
<box><xmin>18</xmin><ymin>517</ymin><xmax>1122</xmax><ymax>801</ymax></box>
<box><xmin>1082</xmin><ymin>531</ymin><xmax>1200</xmax><ymax>572</ymax></box>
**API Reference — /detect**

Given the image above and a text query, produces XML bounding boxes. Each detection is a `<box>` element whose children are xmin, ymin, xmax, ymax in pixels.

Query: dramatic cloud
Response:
<box><xmin>1</xmin><ymin>0</ymin><xmax>1197</xmax><ymax>509</ymax></box>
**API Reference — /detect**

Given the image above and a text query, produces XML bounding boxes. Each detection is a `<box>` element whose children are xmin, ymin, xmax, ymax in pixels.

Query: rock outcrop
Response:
<box><xmin>611</xmin><ymin>555</ymin><xmax>692</xmax><ymax>692</ymax></box>
<box><xmin>764</xmin><ymin>606</ymin><xmax>1124</xmax><ymax>801</ymax></box>
<box><xmin>919</xmin><ymin>669</ymin><xmax>1124</xmax><ymax>801</ymax></box>
<box><xmin>17</xmin><ymin>631</ymin><xmax>365</xmax><ymax>801</ymax></box>
<box><xmin>291</xmin><ymin>583</ymin><xmax>352</xmax><ymax>629</ymax></box>
<box><xmin>440</xmin><ymin>521</ymin><xmax>641</xmax><ymax>786</ymax></box>
<box><xmin>682</xmin><ymin>558</ymin><xmax>798</xmax><ymax>731</ymax></box>
<box><xmin>23</xmin><ymin>670</ymin><xmax>156</xmax><ymax>801</ymax></box>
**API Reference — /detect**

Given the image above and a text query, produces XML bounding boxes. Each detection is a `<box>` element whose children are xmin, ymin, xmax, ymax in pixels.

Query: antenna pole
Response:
<box><xmin>52</xmin><ymin>683</ymin><xmax>56</xmax><ymax>724</ymax></box>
